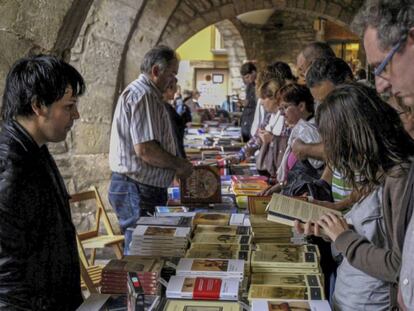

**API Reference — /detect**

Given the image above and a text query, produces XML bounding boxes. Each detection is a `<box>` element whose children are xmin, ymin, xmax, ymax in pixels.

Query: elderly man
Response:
<box><xmin>296</xmin><ymin>41</ymin><xmax>336</xmax><ymax>84</ymax></box>
<box><xmin>352</xmin><ymin>1</ymin><xmax>414</xmax><ymax>310</ymax></box>
<box><xmin>0</xmin><ymin>55</ymin><xmax>85</xmax><ymax>310</ymax></box>
<box><xmin>108</xmin><ymin>45</ymin><xmax>193</xmax><ymax>254</ymax></box>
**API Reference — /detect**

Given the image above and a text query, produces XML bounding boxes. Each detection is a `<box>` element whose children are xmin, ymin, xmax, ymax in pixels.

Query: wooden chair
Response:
<box><xmin>70</xmin><ymin>186</ymin><xmax>124</xmax><ymax>265</ymax></box>
<box><xmin>78</xmin><ymin>235</ymin><xmax>101</xmax><ymax>294</ymax></box>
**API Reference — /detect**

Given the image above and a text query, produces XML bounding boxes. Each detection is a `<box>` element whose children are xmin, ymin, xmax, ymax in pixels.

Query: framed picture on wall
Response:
<box><xmin>212</xmin><ymin>73</ymin><xmax>224</xmax><ymax>84</ymax></box>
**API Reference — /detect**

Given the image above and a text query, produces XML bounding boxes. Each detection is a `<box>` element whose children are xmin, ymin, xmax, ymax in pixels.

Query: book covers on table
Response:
<box><xmin>163</xmin><ymin>299</ymin><xmax>241</xmax><ymax>311</ymax></box>
<box><xmin>251</xmin><ymin>250</ymin><xmax>318</xmax><ymax>269</ymax></box>
<box><xmin>100</xmin><ymin>257</ymin><xmax>163</xmax><ymax>295</ymax></box>
<box><xmin>176</xmin><ymin>258</ymin><xmax>244</xmax><ymax>280</ymax></box>
<box><xmin>155</xmin><ymin>206</ymin><xmax>196</xmax><ymax>217</ymax></box>
<box><xmin>166</xmin><ymin>276</ymin><xmax>239</xmax><ymax>301</ymax></box>
<box><xmin>193</xmin><ymin>225</ymin><xmax>251</xmax><ymax>236</ymax></box>
<box><xmin>136</xmin><ymin>216</ymin><xmax>193</xmax><ymax>227</ymax></box>
<box><xmin>180</xmin><ymin>165</ymin><xmax>222</xmax><ymax>204</ymax></box>
<box><xmin>193</xmin><ymin>213</ymin><xmax>230</xmax><ymax>226</ymax></box>
<box><xmin>251</xmin><ymin>300</ymin><xmax>331</xmax><ymax>311</ymax></box>
<box><xmin>191</xmin><ymin>234</ymin><xmax>251</xmax><ymax>245</ymax></box>
<box><xmin>254</xmin><ymin>244</ymin><xmax>320</xmax><ymax>258</ymax></box>
<box><xmin>248</xmin><ymin>284</ymin><xmax>324</xmax><ymax>300</ymax></box>
<box><xmin>248</xmin><ymin>196</ymin><xmax>272</xmax><ymax>214</ymax></box>
<box><xmin>266</xmin><ymin>193</ymin><xmax>342</xmax><ymax>227</ymax></box>
<box><xmin>251</xmin><ymin>273</ymin><xmax>323</xmax><ymax>288</ymax></box>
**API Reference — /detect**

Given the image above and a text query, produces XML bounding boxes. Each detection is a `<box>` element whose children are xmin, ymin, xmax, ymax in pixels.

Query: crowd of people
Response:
<box><xmin>0</xmin><ymin>0</ymin><xmax>413</xmax><ymax>310</ymax></box>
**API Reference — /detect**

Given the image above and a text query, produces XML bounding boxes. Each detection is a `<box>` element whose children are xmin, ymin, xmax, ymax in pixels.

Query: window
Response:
<box><xmin>211</xmin><ymin>26</ymin><xmax>227</xmax><ymax>55</ymax></box>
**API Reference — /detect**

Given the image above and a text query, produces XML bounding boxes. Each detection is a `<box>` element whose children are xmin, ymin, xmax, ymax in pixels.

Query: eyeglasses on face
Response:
<box><xmin>373</xmin><ymin>40</ymin><xmax>403</xmax><ymax>77</ymax></box>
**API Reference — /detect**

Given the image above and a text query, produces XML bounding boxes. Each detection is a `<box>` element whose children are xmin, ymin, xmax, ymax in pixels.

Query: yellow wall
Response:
<box><xmin>176</xmin><ymin>25</ymin><xmax>228</xmax><ymax>62</ymax></box>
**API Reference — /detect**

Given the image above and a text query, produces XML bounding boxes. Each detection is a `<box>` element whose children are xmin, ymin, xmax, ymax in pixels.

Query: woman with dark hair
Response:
<box><xmin>261</xmin><ymin>83</ymin><xmax>323</xmax><ymax>195</ymax></box>
<box><xmin>302</xmin><ymin>83</ymin><xmax>414</xmax><ymax>310</ymax></box>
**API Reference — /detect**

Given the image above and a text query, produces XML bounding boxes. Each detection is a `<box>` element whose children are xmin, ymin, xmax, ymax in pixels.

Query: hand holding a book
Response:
<box><xmin>316</xmin><ymin>212</ymin><xmax>349</xmax><ymax>241</ymax></box>
<box><xmin>258</xmin><ymin>129</ymin><xmax>273</xmax><ymax>144</ymax></box>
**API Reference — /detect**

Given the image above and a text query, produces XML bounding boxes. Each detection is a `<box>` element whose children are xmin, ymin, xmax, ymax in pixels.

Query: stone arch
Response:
<box><xmin>214</xmin><ymin>19</ymin><xmax>247</xmax><ymax>96</ymax></box>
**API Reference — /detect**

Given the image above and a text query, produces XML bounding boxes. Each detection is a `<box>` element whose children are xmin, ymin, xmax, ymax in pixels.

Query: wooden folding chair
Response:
<box><xmin>70</xmin><ymin>186</ymin><xmax>124</xmax><ymax>265</ymax></box>
<box><xmin>78</xmin><ymin>235</ymin><xmax>101</xmax><ymax>294</ymax></box>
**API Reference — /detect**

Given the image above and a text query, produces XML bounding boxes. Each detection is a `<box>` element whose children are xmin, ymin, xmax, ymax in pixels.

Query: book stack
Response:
<box><xmin>176</xmin><ymin>258</ymin><xmax>244</xmax><ymax>282</ymax></box>
<box><xmin>251</xmin><ymin>300</ymin><xmax>331</xmax><ymax>311</ymax></box>
<box><xmin>187</xmin><ymin>225</ymin><xmax>252</xmax><ymax>262</ymax></box>
<box><xmin>250</xmin><ymin>214</ymin><xmax>292</xmax><ymax>243</ymax></box>
<box><xmin>155</xmin><ymin>206</ymin><xmax>196</xmax><ymax>217</ymax></box>
<box><xmin>166</xmin><ymin>276</ymin><xmax>240</xmax><ymax>301</ymax></box>
<box><xmin>162</xmin><ymin>299</ymin><xmax>241</xmax><ymax>311</ymax></box>
<box><xmin>250</xmin><ymin>243</ymin><xmax>321</xmax><ymax>274</ymax></box>
<box><xmin>192</xmin><ymin>212</ymin><xmax>248</xmax><ymax>226</ymax></box>
<box><xmin>248</xmin><ymin>243</ymin><xmax>325</xmax><ymax>301</ymax></box>
<box><xmin>129</xmin><ymin>225</ymin><xmax>191</xmax><ymax>257</ymax></box>
<box><xmin>100</xmin><ymin>257</ymin><xmax>163</xmax><ymax>295</ymax></box>
<box><xmin>136</xmin><ymin>216</ymin><xmax>193</xmax><ymax>227</ymax></box>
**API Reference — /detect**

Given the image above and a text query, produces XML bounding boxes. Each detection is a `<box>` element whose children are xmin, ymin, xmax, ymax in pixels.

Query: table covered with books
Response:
<box><xmin>77</xmin><ymin>122</ymin><xmax>333</xmax><ymax>311</ymax></box>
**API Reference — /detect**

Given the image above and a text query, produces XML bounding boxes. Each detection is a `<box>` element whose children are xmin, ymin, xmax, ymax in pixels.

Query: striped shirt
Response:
<box><xmin>331</xmin><ymin>169</ymin><xmax>353</xmax><ymax>202</ymax></box>
<box><xmin>109</xmin><ymin>74</ymin><xmax>177</xmax><ymax>188</ymax></box>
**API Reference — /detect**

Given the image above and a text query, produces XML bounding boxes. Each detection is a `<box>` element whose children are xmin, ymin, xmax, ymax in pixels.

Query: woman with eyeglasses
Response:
<box><xmin>298</xmin><ymin>83</ymin><xmax>414</xmax><ymax>310</ymax></box>
<box><xmin>261</xmin><ymin>83</ymin><xmax>324</xmax><ymax>196</ymax></box>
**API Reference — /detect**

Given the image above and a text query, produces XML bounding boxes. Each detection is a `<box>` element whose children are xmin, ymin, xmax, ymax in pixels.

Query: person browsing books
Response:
<box><xmin>108</xmin><ymin>46</ymin><xmax>193</xmax><ymax>254</ymax></box>
<box><xmin>296</xmin><ymin>83</ymin><xmax>414</xmax><ymax>310</ymax></box>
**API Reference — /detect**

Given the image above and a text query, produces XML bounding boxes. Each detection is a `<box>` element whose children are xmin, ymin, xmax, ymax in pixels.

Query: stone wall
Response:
<box><xmin>0</xmin><ymin>0</ymin><xmax>364</xmax><ymax>236</ymax></box>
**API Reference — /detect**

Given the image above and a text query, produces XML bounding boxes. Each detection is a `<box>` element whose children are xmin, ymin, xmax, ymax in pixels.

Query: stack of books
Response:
<box><xmin>250</xmin><ymin>214</ymin><xmax>292</xmax><ymax>243</ymax></box>
<box><xmin>176</xmin><ymin>258</ymin><xmax>244</xmax><ymax>282</ymax></box>
<box><xmin>251</xmin><ymin>300</ymin><xmax>331</xmax><ymax>311</ymax></box>
<box><xmin>250</xmin><ymin>243</ymin><xmax>321</xmax><ymax>274</ymax></box>
<box><xmin>100</xmin><ymin>257</ymin><xmax>163</xmax><ymax>295</ymax></box>
<box><xmin>248</xmin><ymin>244</ymin><xmax>324</xmax><ymax>301</ymax></box>
<box><xmin>162</xmin><ymin>299</ymin><xmax>241</xmax><ymax>311</ymax></box>
<box><xmin>129</xmin><ymin>225</ymin><xmax>191</xmax><ymax>257</ymax></box>
<box><xmin>155</xmin><ymin>206</ymin><xmax>196</xmax><ymax>217</ymax></box>
<box><xmin>192</xmin><ymin>212</ymin><xmax>248</xmax><ymax>226</ymax></box>
<box><xmin>166</xmin><ymin>276</ymin><xmax>240</xmax><ymax>300</ymax></box>
<box><xmin>135</xmin><ymin>216</ymin><xmax>193</xmax><ymax>227</ymax></box>
<box><xmin>187</xmin><ymin>225</ymin><xmax>252</xmax><ymax>261</ymax></box>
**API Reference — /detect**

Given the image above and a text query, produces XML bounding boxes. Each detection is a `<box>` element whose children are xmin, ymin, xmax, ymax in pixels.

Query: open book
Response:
<box><xmin>266</xmin><ymin>193</ymin><xmax>342</xmax><ymax>226</ymax></box>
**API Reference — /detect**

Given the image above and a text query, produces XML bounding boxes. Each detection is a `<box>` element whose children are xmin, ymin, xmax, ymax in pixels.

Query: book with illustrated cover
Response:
<box><xmin>251</xmin><ymin>273</ymin><xmax>323</xmax><ymax>288</ymax></box>
<box><xmin>136</xmin><ymin>216</ymin><xmax>192</xmax><ymax>227</ymax></box>
<box><xmin>248</xmin><ymin>196</ymin><xmax>272</xmax><ymax>214</ymax></box>
<box><xmin>163</xmin><ymin>299</ymin><xmax>241</xmax><ymax>311</ymax></box>
<box><xmin>252</xmin><ymin>266</ymin><xmax>322</xmax><ymax>274</ymax></box>
<box><xmin>166</xmin><ymin>276</ymin><xmax>239</xmax><ymax>300</ymax></box>
<box><xmin>186</xmin><ymin>249</ymin><xmax>251</xmax><ymax>261</ymax></box>
<box><xmin>193</xmin><ymin>213</ymin><xmax>230</xmax><ymax>226</ymax></box>
<box><xmin>176</xmin><ymin>258</ymin><xmax>244</xmax><ymax>279</ymax></box>
<box><xmin>193</xmin><ymin>225</ymin><xmax>250</xmax><ymax>236</ymax></box>
<box><xmin>248</xmin><ymin>284</ymin><xmax>324</xmax><ymax>300</ymax></box>
<box><xmin>191</xmin><ymin>234</ymin><xmax>251</xmax><ymax>245</ymax></box>
<box><xmin>189</xmin><ymin>243</ymin><xmax>251</xmax><ymax>252</ymax></box>
<box><xmin>266</xmin><ymin>193</ymin><xmax>342</xmax><ymax>227</ymax></box>
<box><xmin>155</xmin><ymin>206</ymin><xmax>196</xmax><ymax>217</ymax></box>
<box><xmin>180</xmin><ymin>166</ymin><xmax>222</xmax><ymax>204</ymax></box>
<box><xmin>132</xmin><ymin>226</ymin><xmax>190</xmax><ymax>239</ymax></box>
<box><xmin>251</xmin><ymin>299</ymin><xmax>331</xmax><ymax>311</ymax></box>
<box><xmin>252</xmin><ymin>250</ymin><xmax>318</xmax><ymax>269</ymax></box>
<box><xmin>255</xmin><ymin>244</ymin><xmax>320</xmax><ymax>258</ymax></box>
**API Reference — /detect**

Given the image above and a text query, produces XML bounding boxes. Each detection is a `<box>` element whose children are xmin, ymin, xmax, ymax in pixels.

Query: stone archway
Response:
<box><xmin>215</xmin><ymin>19</ymin><xmax>247</xmax><ymax>96</ymax></box>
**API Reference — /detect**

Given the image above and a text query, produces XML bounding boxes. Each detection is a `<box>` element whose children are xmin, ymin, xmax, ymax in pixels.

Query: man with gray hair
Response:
<box><xmin>108</xmin><ymin>45</ymin><xmax>193</xmax><ymax>254</ymax></box>
<box><xmin>352</xmin><ymin>1</ymin><xmax>414</xmax><ymax>309</ymax></box>
<box><xmin>296</xmin><ymin>41</ymin><xmax>336</xmax><ymax>84</ymax></box>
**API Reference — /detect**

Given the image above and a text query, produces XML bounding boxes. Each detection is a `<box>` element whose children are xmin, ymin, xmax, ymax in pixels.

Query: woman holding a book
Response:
<box><xmin>296</xmin><ymin>83</ymin><xmax>414</xmax><ymax>310</ymax></box>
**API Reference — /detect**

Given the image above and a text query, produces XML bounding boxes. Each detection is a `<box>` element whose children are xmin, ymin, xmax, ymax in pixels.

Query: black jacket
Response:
<box><xmin>240</xmin><ymin>82</ymin><xmax>256</xmax><ymax>141</ymax></box>
<box><xmin>0</xmin><ymin>121</ymin><xmax>82</xmax><ymax>311</ymax></box>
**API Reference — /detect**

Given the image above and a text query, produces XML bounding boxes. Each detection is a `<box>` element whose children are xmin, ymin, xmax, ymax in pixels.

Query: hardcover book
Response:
<box><xmin>193</xmin><ymin>213</ymin><xmax>230</xmax><ymax>226</ymax></box>
<box><xmin>191</xmin><ymin>234</ymin><xmax>251</xmax><ymax>245</ymax></box>
<box><xmin>193</xmin><ymin>225</ymin><xmax>250</xmax><ymax>236</ymax></box>
<box><xmin>251</xmin><ymin>250</ymin><xmax>318</xmax><ymax>269</ymax></box>
<box><xmin>248</xmin><ymin>284</ymin><xmax>324</xmax><ymax>300</ymax></box>
<box><xmin>163</xmin><ymin>299</ymin><xmax>241</xmax><ymax>311</ymax></box>
<box><xmin>166</xmin><ymin>276</ymin><xmax>239</xmax><ymax>300</ymax></box>
<box><xmin>248</xmin><ymin>196</ymin><xmax>272</xmax><ymax>214</ymax></box>
<box><xmin>251</xmin><ymin>300</ymin><xmax>331</xmax><ymax>311</ymax></box>
<box><xmin>251</xmin><ymin>273</ymin><xmax>323</xmax><ymax>288</ymax></box>
<box><xmin>180</xmin><ymin>166</ymin><xmax>221</xmax><ymax>203</ymax></box>
<box><xmin>176</xmin><ymin>258</ymin><xmax>244</xmax><ymax>279</ymax></box>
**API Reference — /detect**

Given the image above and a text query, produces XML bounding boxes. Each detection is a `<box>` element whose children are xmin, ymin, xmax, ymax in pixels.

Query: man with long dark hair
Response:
<box><xmin>0</xmin><ymin>55</ymin><xmax>85</xmax><ymax>310</ymax></box>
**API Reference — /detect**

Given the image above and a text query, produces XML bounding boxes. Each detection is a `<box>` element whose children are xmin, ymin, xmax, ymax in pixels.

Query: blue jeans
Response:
<box><xmin>108</xmin><ymin>173</ymin><xmax>168</xmax><ymax>254</ymax></box>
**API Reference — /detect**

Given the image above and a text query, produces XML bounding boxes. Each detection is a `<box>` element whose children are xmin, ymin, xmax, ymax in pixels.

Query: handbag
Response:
<box><xmin>256</xmin><ymin>135</ymin><xmax>288</xmax><ymax>176</ymax></box>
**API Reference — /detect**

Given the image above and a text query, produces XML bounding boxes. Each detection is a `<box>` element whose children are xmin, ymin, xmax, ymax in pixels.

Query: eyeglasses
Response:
<box><xmin>373</xmin><ymin>40</ymin><xmax>402</xmax><ymax>77</ymax></box>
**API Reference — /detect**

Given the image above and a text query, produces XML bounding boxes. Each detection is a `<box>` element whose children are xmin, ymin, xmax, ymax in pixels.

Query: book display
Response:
<box><xmin>83</xmin><ymin>122</ymin><xmax>333</xmax><ymax>311</ymax></box>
